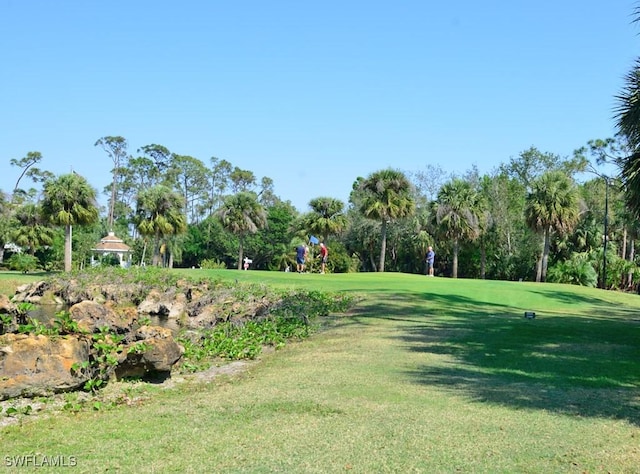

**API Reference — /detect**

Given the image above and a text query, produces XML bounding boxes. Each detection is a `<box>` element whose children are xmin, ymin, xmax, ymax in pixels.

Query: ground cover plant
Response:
<box><xmin>176</xmin><ymin>289</ymin><xmax>356</xmax><ymax>372</ymax></box>
<box><xmin>1</xmin><ymin>270</ymin><xmax>640</xmax><ymax>472</ymax></box>
<box><xmin>0</xmin><ymin>267</ymin><xmax>355</xmax><ymax>386</ymax></box>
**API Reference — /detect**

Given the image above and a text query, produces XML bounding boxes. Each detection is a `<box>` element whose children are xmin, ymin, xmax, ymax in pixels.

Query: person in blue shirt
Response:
<box><xmin>426</xmin><ymin>246</ymin><xmax>435</xmax><ymax>277</ymax></box>
<box><xmin>296</xmin><ymin>244</ymin><xmax>308</xmax><ymax>273</ymax></box>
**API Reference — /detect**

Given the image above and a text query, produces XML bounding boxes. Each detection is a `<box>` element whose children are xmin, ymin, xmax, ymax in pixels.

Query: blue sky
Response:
<box><xmin>1</xmin><ymin>1</ymin><xmax>638</xmax><ymax>211</ymax></box>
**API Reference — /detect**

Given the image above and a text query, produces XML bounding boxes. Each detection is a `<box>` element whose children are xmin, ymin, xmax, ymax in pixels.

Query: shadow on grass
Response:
<box><xmin>528</xmin><ymin>288</ymin><xmax>631</xmax><ymax>308</ymax></box>
<box><xmin>346</xmin><ymin>291</ymin><xmax>640</xmax><ymax>426</ymax></box>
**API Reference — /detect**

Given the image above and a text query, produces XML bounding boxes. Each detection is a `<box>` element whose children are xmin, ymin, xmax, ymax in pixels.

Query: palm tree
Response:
<box><xmin>11</xmin><ymin>203</ymin><xmax>56</xmax><ymax>255</ymax></box>
<box><xmin>359</xmin><ymin>169</ymin><xmax>415</xmax><ymax>272</ymax></box>
<box><xmin>41</xmin><ymin>173</ymin><xmax>99</xmax><ymax>272</ymax></box>
<box><xmin>216</xmin><ymin>192</ymin><xmax>268</xmax><ymax>270</ymax></box>
<box><xmin>163</xmin><ymin>234</ymin><xmax>185</xmax><ymax>268</ymax></box>
<box><xmin>301</xmin><ymin>197</ymin><xmax>347</xmax><ymax>242</ymax></box>
<box><xmin>135</xmin><ymin>185</ymin><xmax>187</xmax><ymax>266</ymax></box>
<box><xmin>433</xmin><ymin>178</ymin><xmax>481</xmax><ymax>278</ymax></box>
<box><xmin>524</xmin><ymin>170</ymin><xmax>580</xmax><ymax>282</ymax></box>
<box><xmin>615</xmin><ymin>7</ymin><xmax>640</xmax><ymax>219</ymax></box>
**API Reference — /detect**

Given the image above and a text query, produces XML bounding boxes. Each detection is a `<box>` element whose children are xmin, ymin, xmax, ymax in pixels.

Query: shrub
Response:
<box><xmin>199</xmin><ymin>259</ymin><xmax>227</xmax><ymax>270</ymax></box>
<box><xmin>547</xmin><ymin>253</ymin><xmax>598</xmax><ymax>287</ymax></box>
<box><xmin>6</xmin><ymin>253</ymin><xmax>39</xmax><ymax>273</ymax></box>
<box><xmin>177</xmin><ymin>288</ymin><xmax>356</xmax><ymax>372</ymax></box>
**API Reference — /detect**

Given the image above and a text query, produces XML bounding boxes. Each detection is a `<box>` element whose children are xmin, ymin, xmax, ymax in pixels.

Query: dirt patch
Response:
<box><xmin>190</xmin><ymin>361</ymin><xmax>252</xmax><ymax>382</ymax></box>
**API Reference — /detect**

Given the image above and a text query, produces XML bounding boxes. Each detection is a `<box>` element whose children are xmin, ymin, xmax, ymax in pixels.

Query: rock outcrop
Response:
<box><xmin>0</xmin><ymin>333</ymin><xmax>91</xmax><ymax>400</ymax></box>
<box><xmin>0</xmin><ymin>300</ymin><xmax>185</xmax><ymax>400</ymax></box>
<box><xmin>115</xmin><ymin>326</ymin><xmax>184</xmax><ymax>379</ymax></box>
<box><xmin>1</xmin><ymin>275</ymin><xmax>288</xmax><ymax>401</ymax></box>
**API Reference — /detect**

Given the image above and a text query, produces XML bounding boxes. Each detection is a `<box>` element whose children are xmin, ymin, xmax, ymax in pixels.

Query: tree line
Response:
<box><xmin>1</xmin><ymin>136</ymin><xmax>639</xmax><ymax>291</ymax></box>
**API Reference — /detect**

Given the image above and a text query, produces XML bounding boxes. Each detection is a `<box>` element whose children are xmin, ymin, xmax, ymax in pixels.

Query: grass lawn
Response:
<box><xmin>0</xmin><ymin>271</ymin><xmax>51</xmax><ymax>297</ymax></box>
<box><xmin>2</xmin><ymin>270</ymin><xmax>640</xmax><ymax>472</ymax></box>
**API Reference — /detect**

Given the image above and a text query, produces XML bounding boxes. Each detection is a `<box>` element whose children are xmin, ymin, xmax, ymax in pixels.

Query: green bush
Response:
<box><xmin>6</xmin><ymin>253</ymin><xmax>39</xmax><ymax>273</ymax></box>
<box><xmin>323</xmin><ymin>242</ymin><xmax>353</xmax><ymax>273</ymax></box>
<box><xmin>547</xmin><ymin>253</ymin><xmax>598</xmax><ymax>287</ymax></box>
<box><xmin>177</xmin><ymin>289</ymin><xmax>355</xmax><ymax>372</ymax></box>
<box><xmin>200</xmin><ymin>258</ymin><xmax>227</xmax><ymax>269</ymax></box>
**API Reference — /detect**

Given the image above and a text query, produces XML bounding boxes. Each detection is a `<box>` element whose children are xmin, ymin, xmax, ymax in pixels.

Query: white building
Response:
<box><xmin>91</xmin><ymin>232</ymin><xmax>133</xmax><ymax>268</ymax></box>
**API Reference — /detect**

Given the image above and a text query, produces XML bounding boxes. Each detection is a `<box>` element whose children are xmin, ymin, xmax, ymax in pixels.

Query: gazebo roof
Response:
<box><xmin>92</xmin><ymin>232</ymin><xmax>132</xmax><ymax>253</ymax></box>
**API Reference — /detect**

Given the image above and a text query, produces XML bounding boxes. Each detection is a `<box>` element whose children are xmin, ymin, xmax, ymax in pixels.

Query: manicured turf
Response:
<box><xmin>2</xmin><ymin>270</ymin><xmax>640</xmax><ymax>472</ymax></box>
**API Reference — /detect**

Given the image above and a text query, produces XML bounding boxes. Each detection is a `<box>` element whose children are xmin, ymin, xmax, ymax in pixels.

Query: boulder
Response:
<box><xmin>183</xmin><ymin>304</ymin><xmax>219</xmax><ymax>329</ymax></box>
<box><xmin>0</xmin><ymin>334</ymin><xmax>90</xmax><ymax>400</ymax></box>
<box><xmin>115</xmin><ymin>326</ymin><xmax>184</xmax><ymax>379</ymax></box>
<box><xmin>0</xmin><ymin>294</ymin><xmax>16</xmax><ymax>314</ymax></box>
<box><xmin>69</xmin><ymin>301</ymin><xmax>138</xmax><ymax>335</ymax></box>
<box><xmin>0</xmin><ymin>295</ymin><xmax>18</xmax><ymax>333</ymax></box>
<box><xmin>12</xmin><ymin>281</ymin><xmax>53</xmax><ymax>304</ymax></box>
<box><xmin>137</xmin><ymin>289</ymin><xmax>187</xmax><ymax>319</ymax></box>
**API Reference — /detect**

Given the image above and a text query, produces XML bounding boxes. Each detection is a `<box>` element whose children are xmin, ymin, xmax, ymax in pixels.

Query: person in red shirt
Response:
<box><xmin>319</xmin><ymin>242</ymin><xmax>328</xmax><ymax>274</ymax></box>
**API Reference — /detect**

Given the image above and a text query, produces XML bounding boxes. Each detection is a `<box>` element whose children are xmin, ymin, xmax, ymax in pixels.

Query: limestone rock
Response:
<box><xmin>0</xmin><ymin>294</ymin><xmax>16</xmax><ymax>314</ymax></box>
<box><xmin>11</xmin><ymin>281</ymin><xmax>52</xmax><ymax>304</ymax></box>
<box><xmin>137</xmin><ymin>289</ymin><xmax>187</xmax><ymax>319</ymax></box>
<box><xmin>69</xmin><ymin>301</ymin><xmax>138</xmax><ymax>335</ymax></box>
<box><xmin>0</xmin><ymin>334</ymin><xmax>90</xmax><ymax>400</ymax></box>
<box><xmin>115</xmin><ymin>326</ymin><xmax>184</xmax><ymax>379</ymax></box>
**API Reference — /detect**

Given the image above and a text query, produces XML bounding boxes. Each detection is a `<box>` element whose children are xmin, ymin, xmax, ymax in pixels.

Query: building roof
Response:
<box><xmin>92</xmin><ymin>232</ymin><xmax>132</xmax><ymax>253</ymax></box>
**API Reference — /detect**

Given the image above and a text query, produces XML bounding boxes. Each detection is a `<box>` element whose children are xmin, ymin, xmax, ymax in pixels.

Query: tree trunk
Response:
<box><xmin>140</xmin><ymin>240</ymin><xmax>147</xmax><ymax>266</ymax></box>
<box><xmin>64</xmin><ymin>225</ymin><xmax>73</xmax><ymax>272</ymax></box>
<box><xmin>152</xmin><ymin>232</ymin><xmax>161</xmax><ymax>266</ymax></box>
<box><xmin>628</xmin><ymin>239</ymin><xmax>635</xmax><ymax>288</ymax></box>
<box><xmin>390</xmin><ymin>244</ymin><xmax>397</xmax><ymax>270</ymax></box>
<box><xmin>108</xmin><ymin>172</ymin><xmax>117</xmax><ymax>231</ymax></box>
<box><xmin>237</xmin><ymin>238</ymin><xmax>244</xmax><ymax>270</ymax></box>
<box><xmin>379</xmin><ymin>220</ymin><xmax>387</xmax><ymax>272</ymax></box>
<box><xmin>535</xmin><ymin>254</ymin><xmax>543</xmax><ymax>282</ymax></box>
<box><xmin>452</xmin><ymin>239</ymin><xmax>459</xmax><ymax>278</ymax></box>
<box><xmin>541</xmin><ymin>228</ymin><xmax>551</xmax><ymax>282</ymax></box>
<box><xmin>535</xmin><ymin>234</ymin><xmax>544</xmax><ymax>283</ymax></box>
<box><xmin>369</xmin><ymin>253</ymin><xmax>377</xmax><ymax>272</ymax></box>
<box><xmin>480</xmin><ymin>239</ymin><xmax>486</xmax><ymax>279</ymax></box>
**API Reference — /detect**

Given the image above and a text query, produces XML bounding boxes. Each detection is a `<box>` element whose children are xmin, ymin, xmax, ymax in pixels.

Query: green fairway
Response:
<box><xmin>0</xmin><ymin>271</ymin><xmax>51</xmax><ymax>297</ymax></box>
<box><xmin>2</xmin><ymin>270</ymin><xmax>640</xmax><ymax>472</ymax></box>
